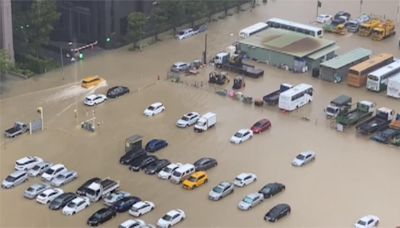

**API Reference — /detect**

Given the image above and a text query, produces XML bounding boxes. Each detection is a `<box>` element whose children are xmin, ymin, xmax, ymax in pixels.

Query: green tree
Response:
<box><xmin>184</xmin><ymin>0</ymin><xmax>207</xmax><ymax>27</ymax></box>
<box><xmin>150</xmin><ymin>4</ymin><xmax>168</xmax><ymax>41</ymax></box>
<box><xmin>159</xmin><ymin>0</ymin><xmax>184</xmax><ymax>34</ymax></box>
<box><xmin>0</xmin><ymin>50</ymin><xmax>12</xmax><ymax>76</ymax></box>
<box><xmin>127</xmin><ymin>12</ymin><xmax>147</xmax><ymax>49</ymax></box>
<box><xmin>221</xmin><ymin>0</ymin><xmax>233</xmax><ymax>16</ymax></box>
<box><xmin>206</xmin><ymin>1</ymin><xmax>223</xmax><ymax>22</ymax></box>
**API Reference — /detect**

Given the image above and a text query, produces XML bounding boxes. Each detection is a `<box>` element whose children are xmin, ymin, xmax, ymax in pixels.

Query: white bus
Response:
<box><xmin>387</xmin><ymin>74</ymin><xmax>400</xmax><ymax>98</ymax></box>
<box><xmin>239</xmin><ymin>22</ymin><xmax>269</xmax><ymax>39</ymax></box>
<box><xmin>279</xmin><ymin>83</ymin><xmax>313</xmax><ymax>111</ymax></box>
<box><xmin>266</xmin><ymin>18</ymin><xmax>323</xmax><ymax>38</ymax></box>
<box><xmin>367</xmin><ymin>60</ymin><xmax>400</xmax><ymax>92</ymax></box>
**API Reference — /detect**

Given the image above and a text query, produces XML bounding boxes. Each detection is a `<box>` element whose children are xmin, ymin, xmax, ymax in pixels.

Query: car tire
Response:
<box><xmin>73</xmin><ymin>212</ymin><xmax>76</xmax><ymax>215</ymax></box>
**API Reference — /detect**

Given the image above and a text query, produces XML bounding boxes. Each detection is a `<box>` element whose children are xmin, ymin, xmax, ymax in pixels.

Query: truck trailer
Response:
<box><xmin>336</xmin><ymin>101</ymin><xmax>375</xmax><ymax>131</ymax></box>
<box><xmin>355</xmin><ymin>107</ymin><xmax>395</xmax><ymax>135</ymax></box>
<box><xmin>263</xmin><ymin>84</ymin><xmax>293</xmax><ymax>105</ymax></box>
<box><xmin>214</xmin><ymin>52</ymin><xmax>264</xmax><ymax>78</ymax></box>
<box><xmin>387</xmin><ymin>75</ymin><xmax>400</xmax><ymax>98</ymax></box>
<box><xmin>324</xmin><ymin>95</ymin><xmax>352</xmax><ymax>118</ymax></box>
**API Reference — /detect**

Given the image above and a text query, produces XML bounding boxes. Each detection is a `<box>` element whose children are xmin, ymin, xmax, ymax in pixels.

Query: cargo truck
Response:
<box><xmin>336</xmin><ymin>101</ymin><xmax>375</xmax><ymax>131</ymax></box>
<box><xmin>214</xmin><ymin>52</ymin><xmax>264</xmax><ymax>78</ymax></box>
<box><xmin>358</xmin><ymin>19</ymin><xmax>381</xmax><ymax>36</ymax></box>
<box><xmin>85</xmin><ymin>178</ymin><xmax>120</xmax><ymax>202</ymax></box>
<box><xmin>355</xmin><ymin>107</ymin><xmax>394</xmax><ymax>135</ymax></box>
<box><xmin>371</xmin><ymin>128</ymin><xmax>400</xmax><ymax>144</ymax></box>
<box><xmin>4</xmin><ymin>122</ymin><xmax>29</xmax><ymax>138</ymax></box>
<box><xmin>324</xmin><ymin>95</ymin><xmax>352</xmax><ymax>118</ymax></box>
<box><xmin>387</xmin><ymin>75</ymin><xmax>400</xmax><ymax>98</ymax></box>
<box><xmin>194</xmin><ymin>112</ymin><xmax>217</xmax><ymax>132</ymax></box>
<box><xmin>371</xmin><ymin>20</ymin><xmax>395</xmax><ymax>41</ymax></box>
<box><xmin>262</xmin><ymin>83</ymin><xmax>293</xmax><ymax>105</ymax></box>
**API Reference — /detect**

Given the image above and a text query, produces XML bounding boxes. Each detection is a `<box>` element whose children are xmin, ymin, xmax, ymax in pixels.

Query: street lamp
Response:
<box><xmin>37</xmin><ymin>107</ymin><xmax>44</xmax><ymax>131</ymax></box>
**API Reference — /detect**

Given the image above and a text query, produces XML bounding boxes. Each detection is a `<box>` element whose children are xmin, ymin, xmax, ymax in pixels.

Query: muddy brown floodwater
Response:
<box><xmin>1</xmin><ymin>0</ymin><xmax>400</xmax><ymax>227</ymax></box>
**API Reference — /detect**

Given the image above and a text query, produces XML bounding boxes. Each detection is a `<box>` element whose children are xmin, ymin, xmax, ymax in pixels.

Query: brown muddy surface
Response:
<box><xmin>1</xmin><ymin>0</ymin><xmax>400</xmax><ymax>227</ymax></box>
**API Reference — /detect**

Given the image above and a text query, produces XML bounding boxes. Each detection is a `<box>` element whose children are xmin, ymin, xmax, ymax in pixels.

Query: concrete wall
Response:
<box><xmin>0</xmin><ymin>0</ymin><xmax>14</xmax><ymax>62</ymax></box>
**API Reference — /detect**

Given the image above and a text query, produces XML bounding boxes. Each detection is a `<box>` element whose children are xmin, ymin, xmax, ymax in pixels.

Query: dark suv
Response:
<box><xmin>119</xmin><ymin>149</ymin><xmax>146</xmax><ymax>165</ymax></box>
<box><xmin>194</xmin><ymin>157</ymin><xmax>218</xmax><ymax>171</ymax></box>
<box><xmin>87</xmin><ymin>207</ymin><xmax>116</xmax><ymax>226</ymax></box>
<box><xmin>49</xmin><ymin>192</ymin><xmax>77</xmax><ymax>210</ymax></box>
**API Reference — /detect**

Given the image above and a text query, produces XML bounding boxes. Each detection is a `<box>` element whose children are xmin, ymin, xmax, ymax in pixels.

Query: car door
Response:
<box><xmin>172</xmin><ymin>214</ymin><xmax>180</xmax><ymax>225</ymax></box>
<box><xmin>244</xmin><ymin>176</ymin><xmax>251</xmax><ymax>185</ymax></box>
<box><xmin>198</xmin><ymin>175</ymin><xmax>206</xmax><ymax>185</ymax></box>
<box><xmin>305</xmin><ymin>154</ymin><xmax>312</xmax><ymax>163</ymax></box>
<box><xmin>77</xmin><ymin>200</ymin><xmax>85</xmax><ymax>212</ymax></box>
<box><xmin>243</xmin><ymin>132</ymin><xmax>250</xmax><ymax>140</ymax></box>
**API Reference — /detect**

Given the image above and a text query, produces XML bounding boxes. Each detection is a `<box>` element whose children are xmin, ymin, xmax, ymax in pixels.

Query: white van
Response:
<box><xmin>170</xmin><ymin>164</ymin><xmax>195</xmax><ymax>184</ymax></box>
<box><xmin>2</xmin><ymin>170</ymin><xmax>28</xmax><ymax>189</ymax></box>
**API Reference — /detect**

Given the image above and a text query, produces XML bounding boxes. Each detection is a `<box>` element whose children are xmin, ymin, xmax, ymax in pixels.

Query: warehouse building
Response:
<box><xmin>238</xmin><ymin>28</ymin><xmax>337</xmax><ymax>73</ymax></box>
<box><xmin>319</xmin><ymin>48</ymin><xmax>372</xmax><ymax>83</ymax></box>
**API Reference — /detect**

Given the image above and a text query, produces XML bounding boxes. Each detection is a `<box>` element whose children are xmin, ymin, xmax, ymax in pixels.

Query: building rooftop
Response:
<box><xmin>239</xmin><ymin>28</ymin><xmax>336</xmax><ymax>58</ymax></box>
<box><xmin>320</xmin><ymin>48</ymin><xmax>372</xmax><ymax>70</ymax></box>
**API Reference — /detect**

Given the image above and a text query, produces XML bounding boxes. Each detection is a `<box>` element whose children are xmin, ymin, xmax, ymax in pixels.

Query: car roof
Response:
<box><xmin>167</xmin><ymin>209</ymin><xmax>180</xmax><ymax>216</ymax></box>
<box><xmin>300</xmin><ymin>151</ymin><xmax>315</xmax><ymax>156</ymax></box>
<box><xmin>237</xmin><ymin>173</ymin><xmax>252</xmax><ymax>178</ymax></box>
<box><xmin>360</xmin><ymin>215</ymin><xmax>377</xmax><ymax>221</ymax></box>
<box><xmin>218</xmin><ymin>182</ymin><xmax>232</xmax><ymax>188</ymax></box>
<box><xmin>29</xmin><ymin>183</ymin><xmax>46</xmax><ymax>189</ymax></box>
<box><xmin>85</xmin><ymin>94</ymin><xmax>98</xmax><ymax>99</ymax></box>
<box><xmin>247</xmin><ymin>193</ymin><xmax>261</xmax><ymax>198</ymax></box>
<box><xmin>43</xmin><ymin>188</ymin><xmax>56</xmax><ymax>194</ymax></box>
<box><xmin>133</xmin><ymin>201</ymin><xmax>147</xmax><ymax>207</ymax></box>
<box><xmin>186</xmin><ymin>112</ymin><xmax>199</xmax><ymax>116</ymax></box>
<box><xmin>50</xmin><ymin>164</ymin><xmax>65</xmax><ymax>169</ymax></box>
<box><xmin>17</xmin><ymin>156</ymin><xmax>36</xmax><ymax>163</ymax></box>
<box><xmin>150</xmin><ymin>102</ymin><xmax>162</xmax><ymax>107</ymax></box>
<box><xmin>173</xmin><ymin>62</ymin><xmax>186</xmax><ymax>66</ymax></box>
<box><xmin>255</xmin><ymin>119</ymin><xmax>270</xmax><ymax>124</ymax></box>
<box><xmin>191</xmin><ymin>171</ymin><xmax>206</xmax><ymax>178</ymax></box>
<box><xmin>72</xmin><ymin>197</ymin><xmax>85</xmax><ymax>203</ymax></box>
<box><xmin>121</xmin><ymin>219</ymin><xmax>144</xmax><ymax>226</ymax></box>
<box><xmin>237</xmin><ymin>129</ymin><xmax>250</xmax><ymax>134</ymax></box>
<box><xmin>10</xmin><ymin>170</ymin><xmax>27</xmax><ymax>177</ymax></box>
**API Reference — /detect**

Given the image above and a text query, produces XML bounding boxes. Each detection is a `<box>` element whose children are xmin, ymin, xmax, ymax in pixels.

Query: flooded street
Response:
<box><xmin>1</xmin><ymin>0</ymin><xmax>400</xmax><ymax>227</ymax></box>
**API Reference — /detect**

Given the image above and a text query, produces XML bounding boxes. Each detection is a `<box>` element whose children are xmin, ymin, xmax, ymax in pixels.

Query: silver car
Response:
<box><xmin>103</xmin><ymin>191</ymin><xmax>131</xmax><ymax>206</ymax></box>
<box><xmin>24</xmin><ymin>183</ymin><xmax>50</xmax><ymax>199</ymax></box>
<box><xmin>50</xmin><ymin>170</ymin><xmax>78</xmax><ymax>187</ymax></box>
<box><xmin>238</xmin><ymin>193</ymin><xmax>264</xmax><ymax>211</ymax></box>
<box><xmin>28</xmin><ymin>161</ymin><xmax>53</xmax><ymax>177</ymax></box>
<box><xmin>208</xmin><ymin>181</ymin><xmax>234</xmax><ymax>201</ymax></box>
<box><xmin>2</xmin><ymin>170</ymin><xmax>28</xmax><ymax>189</ymax></box>
<box><xmin>292</xmin><ymin>151</ymin><xmax>316</xmax><ymax>167</ymax></box>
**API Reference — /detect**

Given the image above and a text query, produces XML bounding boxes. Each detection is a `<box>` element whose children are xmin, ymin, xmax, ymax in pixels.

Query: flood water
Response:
<box><xmin>1</xmin><ymin>0</ymin><xmax>400</xmax><ymax>227</ymax></box>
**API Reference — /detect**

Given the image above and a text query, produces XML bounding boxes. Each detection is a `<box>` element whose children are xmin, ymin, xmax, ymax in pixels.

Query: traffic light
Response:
<box><xmin>37</xmin><ymin>107</ymin><xmax>43</xmax><ymax>114</ymax></box>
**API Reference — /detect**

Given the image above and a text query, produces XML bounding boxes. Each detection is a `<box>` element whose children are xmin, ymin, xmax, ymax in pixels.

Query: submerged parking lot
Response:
<box><xmin>1</xmin><ymin>0</ymin><xmax>400</xmax><ymax>227</ymax></box>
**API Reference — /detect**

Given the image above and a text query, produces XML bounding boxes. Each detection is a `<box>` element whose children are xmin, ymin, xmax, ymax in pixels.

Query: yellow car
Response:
<box><xmin>182</xmin><ymin>171</ymin><xmax>208</xmax><ymax>190</ymax></box>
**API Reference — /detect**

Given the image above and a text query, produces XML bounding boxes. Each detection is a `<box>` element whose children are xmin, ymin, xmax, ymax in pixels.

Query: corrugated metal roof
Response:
<box><xmin>307</xmin><ymin>45</ymin><xmax>339</xmax><ymax>60</ymax></box>
<box><xmin>239</xmin><ymin>28</ymin><xmax>336</xmax><ymax>58</ymax></box>
<box><xmin>320</xmin><ymin>48</ymin><xmax>372</xmax><ymax>69</ymax></box>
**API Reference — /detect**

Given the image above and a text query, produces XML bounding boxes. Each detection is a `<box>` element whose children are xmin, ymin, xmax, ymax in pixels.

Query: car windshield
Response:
<box><xmin>357</xmin><ymin>220</ymin><xmax>366</xmax><ymax>226</ymax></box>
<box><xmin>213</xmin><ymin>186</ymin><xmax>223</xmax><ymax>193</ymax></box>
<box><xmin>5</xmin><ymin>176</ymin><xmax>15</xmax><ymax>182</ymax></box>
<box><xmin>234</xmin><ymin>132</ymin><xmax>243</xmax><ymax>137</ymax></box>
<box><xmin>296</xmin><ymin>154</ymin><xmax>305</xmax><ymax>160</ymax></box>
<box><xmin>67</xmin><ymin>202</ymin><xmax>77</xmax><ymax>208</ymax></box>
<box><xmin>178</xmin><ymin>31</ymin><xmax>185</xmax><ymax>35</ymax></box>
<box><xmin>162</xmin><ymin>214</ymin><xmax>172</xmax><ymax>221</ymax></box>
<box><xmin>85</xmin><ymin>97</ymin><xmax>93</xmax><ymax>101</ymax></box>
<box><xmin>253</xmin><ymin>122</ymin><xmax>263</xmax><ymax>127</ymax></box>
<box><xmin>52</xmin><ymin>197</ymin><xmax>64</xmax><ymax>204</ymax></box>
<box><xmin>181</xmin><ymin>116</ymin><xmax>189</xmax><ymax>121</ymax></box>
<box><xmin>163</xmin><ymin>167</ymin><xmax>172</xmax><ymax>173</ymax></box>
<box><xmin>243</xmin><ymin>196</ymin><xmax>253</xmax><ymax>204</ymax></box>
<box><xmin>26</xmin><ymin>187</ymin><xmax>34</xmax><ymax>192</ymax></box>
<box><xmin>105</xmin><ymin>194</ymin><xmax>114</xmax><ymax>200</ymax></box>
<box><xmin>147</xmin><ymin>106</ymin><xmax>155</xmax><ymax>110</ymax></box>
<box><xmin>45</xmin><ymin>168</ymin><xmax>55</xmax><ymax>175</ymax></box>
<box><xmin>235</xmin><ymin>177</ymin><xmax>242</xmax><ymax>182</ymax></box>
<box><xmin>188</xmin><ymin>176</ymin><xmax>197</xmax><ymax>182</ymax></box>
<box><xmin>32</xmin><ymin>165</ymin><xmax>41</xmax><ymax>171</ymax></box>
<box><xmin>263</xmin><ymin>187</ymin><xmax>271</xmax><ymax>193</ymax></box>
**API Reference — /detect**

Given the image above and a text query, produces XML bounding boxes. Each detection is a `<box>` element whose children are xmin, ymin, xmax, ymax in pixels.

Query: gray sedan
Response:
<box><xmin>24</xmin><ymin>183</ymin><xmax>50</xmax><ymax>199</ymax></box>
<box><xmin>238</xmin><ymin>193</ymin><xmax>264</xmax><ymax>210</ymax></box>
<box><xmin>50</xmin><ymin>171</ymin><xmax>78</xmax><ymax>187</ymax></box>
<box><xmin>208</xmin><ymin>182</ymin><xmax>234</xmax><ymax>201</ymax></box>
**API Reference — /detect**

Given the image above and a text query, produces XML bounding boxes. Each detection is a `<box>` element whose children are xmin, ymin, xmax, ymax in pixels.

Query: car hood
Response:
<box><xmin>157</xmin><ymin>219</ymin><xmax>171</xmax><ymax>227</ymax></box>
<box><xmin>144</xmin><ymin>109</ymin><xmax>155</xmax><ymax>116</ymax></box>
<box><xmin>230</xmin><ymin>136</ymin><xmax>241</xmax><ymax>143</ymax></box>
<box><xmin>208</xmin><ymin>190</ymin><xmax>221</xmax><ymax>198</ymax></box>
<box><xmin>292</xmin><ymin>159</ymin><xmax>303</xmax><ymax>165</ymax></box>
<box><xmin>176</xmin><ymin>119</ymin><xmax>188</xmax><ymax>125</ymax></box>
<box><xmin>63</xmin><ymin>206</ymin><xmax>76</xmax><ymax>215</ymax></box>
<box><xmin>238</xmin><ymin>201</ymin><xmax>251</xmax><ymax>210</ymax></box>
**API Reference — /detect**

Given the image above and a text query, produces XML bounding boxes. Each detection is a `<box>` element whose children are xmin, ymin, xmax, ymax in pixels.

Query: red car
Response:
<box><xmin>251</xmin><ymin>119</ymin><xmax>271</xmax><ymax>134</ymax></box>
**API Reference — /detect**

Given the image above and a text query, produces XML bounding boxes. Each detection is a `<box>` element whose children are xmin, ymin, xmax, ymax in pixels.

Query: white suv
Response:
<box><xmin>15</xmin><ymin>156</ymin><xmax>43</xmax><ymax>171</ymax></box>
<box><xmin>171</xmin><ymin>62</ymin><xmax>190</xmax><ymax>72</ymax></box>
<box><xmin>41</xmin><ymin>164</ymin><xmax>67</xmax><ymax>181</ymax></box>
<box><xmin>176</xmin><ymin>112</ymin><xmax>200</xmax><ymax>128</ymax></box>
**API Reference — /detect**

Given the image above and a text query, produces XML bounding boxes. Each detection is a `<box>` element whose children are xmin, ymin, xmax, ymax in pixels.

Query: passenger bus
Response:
<box><xmin>278</xmin><ymin>83</ymin><xmax>313</xmax><ymax>111</ymax></box>
<box><xmin>347</xmin><ymin>53</ymin><xmax>394</xmax><ymax>87</ymax></box>
<box><xmin>367</xmin><ymin>60</ymin><xmax>400</xmax><ymax>92</ymax></box>
<box><xmin>81</xmin><ymin>75</ymin><xmax>104</xmax><ymax>89</ymax></box>
<box><xmin>239</xmin><ymin>22</ymin><xmax>269</xmax><ymax>39</ymax></box>
<box><xmin>266</xmin><ymin>18</ymin><xmax>323</xmax><ymax>38</ymax></box>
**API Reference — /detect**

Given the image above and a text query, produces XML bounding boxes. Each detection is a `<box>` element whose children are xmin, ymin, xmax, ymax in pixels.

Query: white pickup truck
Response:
<box><xmin>176</xmin><ymin>25</ymin><xmax>207</xmax><ymax>40</ymax></box>
<box><xmin>85</xmin><ymin>178</ymin><xmax>120</xmax><ymax>202</ymax></box>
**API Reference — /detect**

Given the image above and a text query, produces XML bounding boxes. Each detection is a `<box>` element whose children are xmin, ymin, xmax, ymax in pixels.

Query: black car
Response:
<box><xmin>128</xmin><ymin>154</ymin><xmax>149</xmax><ymax>171</ymax></box>
<box><xmin>144</xmin><ymin>159</ymin><xmax>171</xmax><ymax>175</ymax></box>
<box><xmin>264</xmin><ymin>204</ymin><xmax>291</xmax><ymax>222</ymax></box>
<box><xmin>49</xmin><ymin>192</ymin><xmax>77</xmax><ymax>210</ymax></box>
<box><xmin>145</xmin><ymin>139</ymin><xmax>168</xmax><ymax>153</ymax></box>
<box><xmin>194</xmin><ymin>157</ymin><xmax>218</xmax><ymax>171</ymax></box>
<box><xmin>258</xmin><ymin>183</ymin><xmax>285</xmax><ymax>199</ymax></box>
<box><xmin>87</xmin><ymin>207</ymin><xmax>116</xmax><ymax>226</ymax></box>
<box><xmin>130</xmin><ymin>155</ymin><xmax>158</xmax><ymax>172</ymax></box>
<box><xmin>120</xmin><ymin>149</ymin><xmax>146</xmax><ymax>165</ymax></box>
<box><xmin>76</xmin><ymin>177</ymin><xmax>101</xmax><ymax>195</ymax></box>
<box><xmin>106</xmin><ymin>86</ymin><xmax>130</xmax><ymax>98</ymax></box>
<box><xmin>112</xmin><ymin>196</ymin><xmax>141</xmax><ymax>212</ymax></box>
<box><xmin>371</xmin><ymin>128</ymin><xmax>400</xmax><ymax>144</ymax></box>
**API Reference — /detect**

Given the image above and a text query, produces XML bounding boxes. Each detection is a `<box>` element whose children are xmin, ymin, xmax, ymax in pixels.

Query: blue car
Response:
<box><xmin>145</xmin><ymin>139</ymin><xmax>168</xmax><ymax>153</ymax></box>
<box><xmin>112</xmin><ymin>196</ymin><xmax>141</xmax><ymax>212</ymax></box>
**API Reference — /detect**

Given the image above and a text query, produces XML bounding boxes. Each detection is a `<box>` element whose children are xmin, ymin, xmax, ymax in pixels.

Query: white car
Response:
<box><xmin>28</xmin><ymin>161</ymin><xmax>53</xmax><ymax>177</ymax></box>
<box><xmin>292</xmin><ymin>151</ymin><xmax>316</xmax><ymax>167</ymax></box>
<box><xmin>176</xmin><ymin>112</ymin><xmax>200</xmax><ymax>128</ymax></box>
<box><xmin>157</xmin><ymin>209</ymin><xmax>186</xmax><ymax>228</ymax></box>
<box><xmin>41</xmin><ymin>164</ymin><xmax>67</xmax><ymax>181</ymax></box>
<box><xmin>238</xmin><ymin>192</ymin><xmax>264</xmax><ymax>211</ymax></box>
<box><xmin>317</xmin><ymin>14</ymin><xmax>332</xmax><ymax>23</ymax></box>
<box><xmin>119</xmin><ymin>219</ymin><xmax>146</xmax><ymax>228</ymax></box>
<box><xmin>83</xmin><ymin>94</ymin><xmax>107</xmax><ymax>106</ymax></box>
<box><xmin>24</xmin><ymin>183</ymin><xmax>50</xmax><ymax>199</ymax></box>
<box><xmin>144</xmin><ymin>102</ymin><xmax>165</xmax><ymax>116</ymax></box>
<box><xmin>234</xmin><ymin>173</ymin><xmax>257</xmax><ymax>187</ymax></box>
<box><xmin>171</xmin><ymin>62</ymin><xmax>190</xmax><ymax>72</ymax></box>
<box><xmin>176</xmin><ymin>28</ymin><xmax>196</xmax><ymax>40</ymax></box>
<box><xmin>230</xmin><ymin>129</ymin><xmax>253</xmax><ymax>144</ymax></box>
<box><xmin>36</xmin><ymin>188</ymin><xmax>64</xmax><ymax>204</ymax></box>
<box><xmin>129</xmin><ymin>201</ymin><xmax>155</xmax><ymax>217</ymax></box>
<box><xmin>15</xmin><ymin>156</ymin><xmax>43</xmax><ymax>171</ymax></box>
<box><xmin>50</xmin><ymin>170</ymin><xmax>78</xmax><ymax>187</ymax></box>
<box><xmin>355</xmin><ymin>215</ymin><xmax>380</xmax><ymax>228</ymax></box>
<box><xmin>158</xmin><ymin>163</ymin><xmax>182</xmax><ymax>180</ymax></box>
<box><xmin>104</xmin><ymin>191</ymin><xmax>131</xmax><ymax>206</ymax></box>
<box><xmin>62</xmin><ymin>196</ymin><xmax>90</xmax><ymax>215</ymax></box>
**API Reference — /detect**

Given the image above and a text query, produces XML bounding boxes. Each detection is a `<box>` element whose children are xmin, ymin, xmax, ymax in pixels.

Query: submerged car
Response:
<box><xmin>264</xmin><ymin>204</ymin><xmax>291</xmax><ymax>222</ymax></box>
<box><xmin>317</xmin><ymin>14</ymin><xmax>332</xmax><ymax>23</ymax></box>
<box><xmin>36</xmin><ymin>188</ymin><xmax>64</xmax><ymax>204</ymax></box>
<box><xmin>113</xmin><ymin>196</ymin><xmax>141</xmax><ymax>213</ymax></box>
<box><xmin>230</xmin><ymin>129</ymin><xmax>253</xmax><ymax>144</ymax></box>
<box><xmin>251</xmin><ymin>119</ymin><xmax>271</xmax><ymax>134</ymax></box>
<box><xmin>292</xmin><ymin>151</ymin><xmax>316</xmax><ymax>167</ymax></box>
<box><xmin>145</xmin><ymin>139</ymin><xmax>168</xmax><ymax>153</ymax></box>
<box><xmin>119</xmin><ymin>219</ymin><xmax>146</xmax><ymax>228</ymax></box>
<box><xmin>41</xmin><ymin>164</ymin><xmax>67</xmax><ymax>182</ymax></box>
<box><xmin>2</xmin><ymin>170</ymin><xmax>28</xmax><ymax>189</ymax></box>
<box><xmin>144</xmin><ymin>159</ymin><xmax>171</xmax><ymax>175</ymax></box>
<box><xmin>24</xmin><ymin>183</ymin><xmax>50</xmax><ymax>199</ymax></box>
<box><xmin>106</xmin><ymin>86</ymin><xmax>129</xmax><ymax>98</ymax></box>
<box><xmin>15</xmin><ymin>156</ymin><xmax>43</xmax><ymax>171</ymax></box>
<box><xmin>50</xmin><ymin>170</ymin><xmax>78</xmax><ymax>187</ymax></box>
<box><xmin>157</xmin><ymin>163</ymin><xmax>182</xmax><ymax>180</ymax></box>
<box><xmin>182</xmin><ymin>171</ymin><xmax>208</xmax><ymax>190</ymax></box>
<box><xmin>49</xmin><ymin>192</ymin><xmax>77</xmax><ymax>210</ymax></box>
<box><xmin>104</xmin><ymin>191</ymin><xmax>131</xmax><ymax>206</ymax></box>
<box><xmin>193</xmin><ymin>157</ymin><xmax>218</xmax><ymax>171</ymax></box>
<box><xmin>62</xmin><ymin>196</ymin><xmax>90</xmax><ymax>215</ymax></box>
<box><xmin>87</xmin><ymin>207</ymin><xmax>117</xmax><ymax>226</ymax></box>
<box><xmin>238</xmin><ymin>193</ymin><xmax>264</xmax><ymax>210</ymax></box>
<box><xmin>234</xmin><ymin>173</ymin><xmax>257</xmax><ymax>187</ymax></box>
<box><xmin>83</xmin><ymin>94</ymin><xmax>107</xmax><ymax>106</ymax></box>
<box><xmin>28</xmin><ymin>161</ymin><xmax>53</xmax><ymax>177</ymax></box>
<box><xmin>258</xmin><ymin>182</ymin><xmax>285</xmax><ymax>199</ymax></box>
<box><xmin>144</xmin><ymin>102</ymin><xmax>165</xmax><ymax>116</ymax></box>
<box><xmin>355</xmin><ymin>215</ymin><xmax>380</xmax><ymax>228</ymax></box>
<box><xmin>76</xmin><ymin>177</ymin><xmax>101</xmax><ymax>195</ymax></box>
<box><xmin>176</xmin><ymin>112</ymin><xmax>200</xmax><ymax>128</ymax></box>
<box><xmin>129</xmin><ymin>201</ymin><xmax>155</xmax><ymax>217</ymax></box>
<box><xmin>130</xmin><ymin>155</ymin><xmax>157</xmax><ymax>172</ymax></box>
<box><xmin>208</xmin><ymin>181</ymin><xmax>234</xmax><ymax>201</ymax></box>
<box><xmin>157</xmin><ymin>209</ymin><xmax>185</xmax><ymax>228</ymax></box>
<box><xmin>120</xmin><ymin>149</ymin><xmax>147</xmax><ymax>165</ymax></box>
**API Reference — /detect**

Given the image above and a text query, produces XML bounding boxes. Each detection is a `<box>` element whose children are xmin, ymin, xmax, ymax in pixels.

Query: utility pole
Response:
<box><xmin>203</xmin><ymin>33</ymin><xmax>208</xmax><ymax>64</ymax></box>
<box><xmin>60</xmin><ymin>47</ymin><xmax>64</xmax><ymax>72</ymax></box>
<box><xmin>0</xmin><ymin>0</ymin><xmax>15</xmax><ymax>63</ymax></box>
<box><xmin>359</xmin><ymin>0</ymin><xmax>363</xmax><ymax>15</ymax></box>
